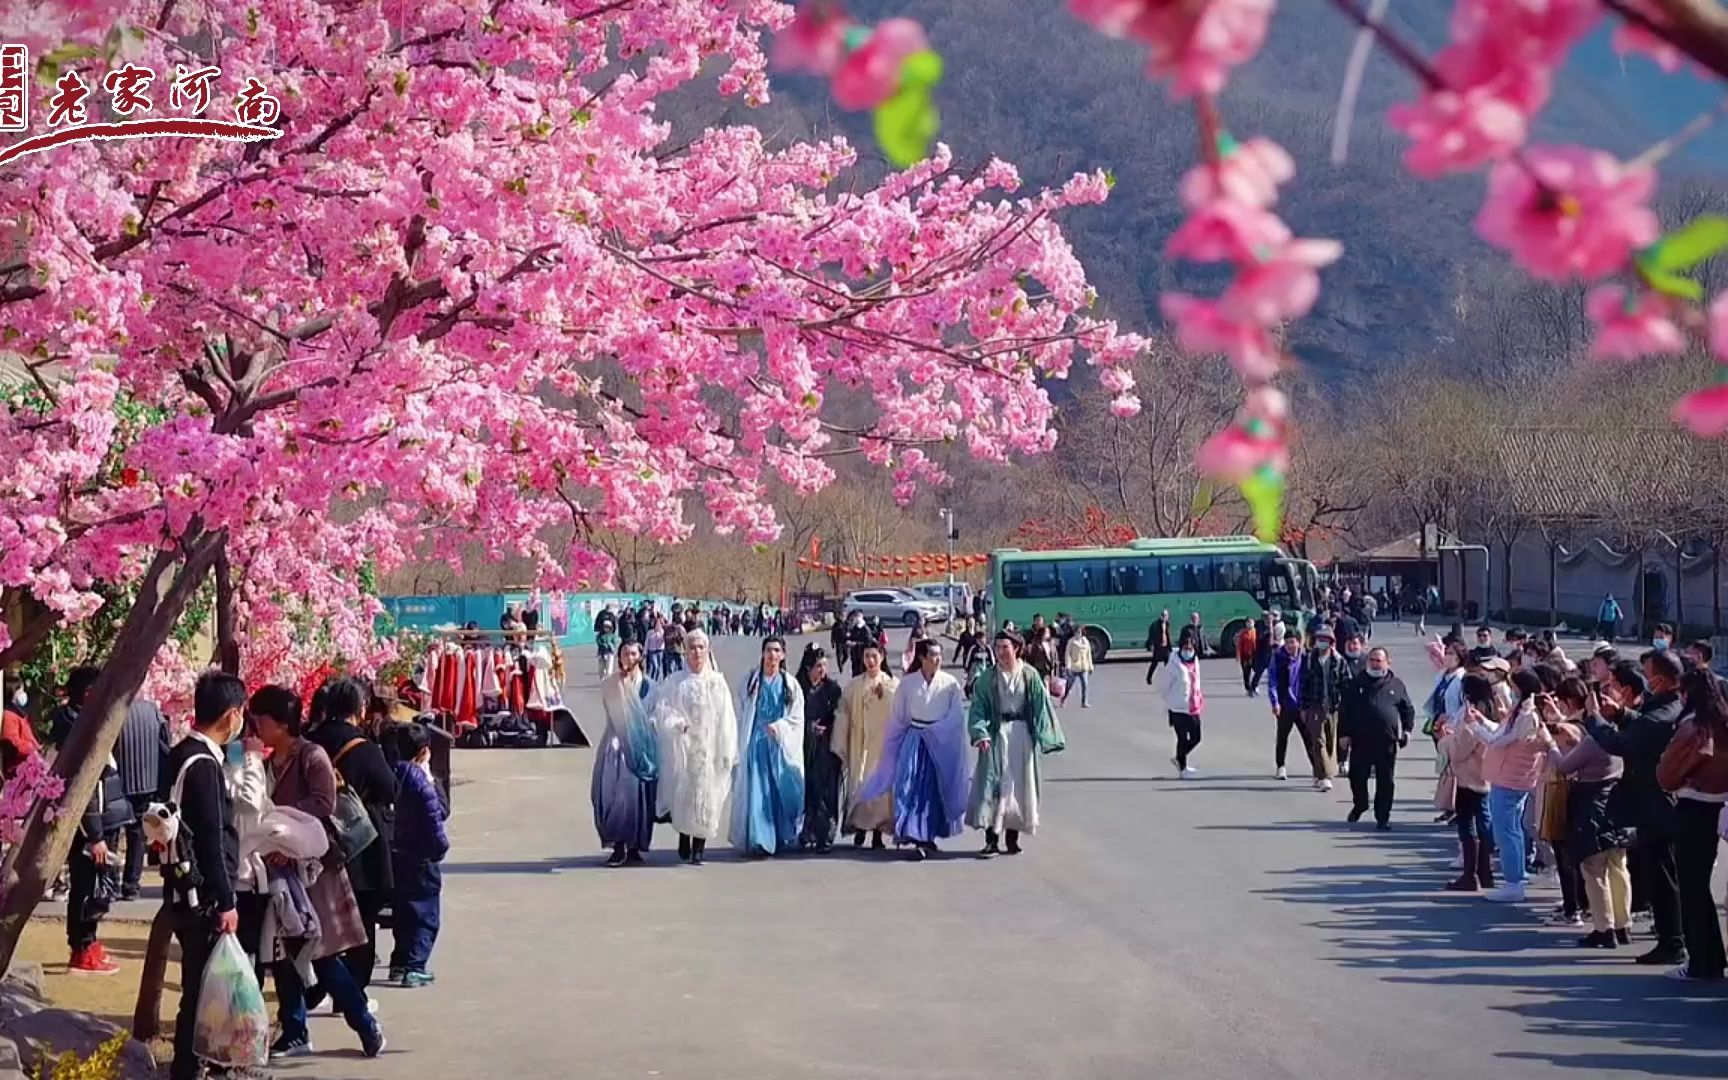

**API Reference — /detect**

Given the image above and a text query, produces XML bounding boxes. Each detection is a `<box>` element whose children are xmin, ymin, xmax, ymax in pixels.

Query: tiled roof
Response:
<box><xmin>1490</xmin><ymin>426</ymin><xmax>1704</xmax><ymax>525</ymax></box>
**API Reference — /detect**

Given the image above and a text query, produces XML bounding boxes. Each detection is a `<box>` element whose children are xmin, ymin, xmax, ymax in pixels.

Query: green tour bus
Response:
<box><xmin>986</xmin><ymin>536</ymin><xmax>1319</xmax><ymax>661</ymax></box>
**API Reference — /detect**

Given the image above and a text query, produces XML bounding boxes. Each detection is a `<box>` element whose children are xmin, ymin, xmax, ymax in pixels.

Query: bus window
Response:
<box><xmin>1216</xmin><ymin>556</ymin><xmax>1267</xmax><ymax>601</ymax></box>
<box><xmin>1003</xmin><ymin>560</ymin><xmax>1060</xmax><ymax>600</ymax></box>
<box><xmin>1057</xmin><ymin>559</ymin><xmax>1110</xmax><ymax>597</ymax></box>
<box><xmin>1109</xmin><ymin>557</ymin><xmax>1158</xmax><ymax>594</ymax></box>
<box><xmin>1163</xmin><ymin>556</ymin><xmax>1214</xmax><ymax>593</ymax></box>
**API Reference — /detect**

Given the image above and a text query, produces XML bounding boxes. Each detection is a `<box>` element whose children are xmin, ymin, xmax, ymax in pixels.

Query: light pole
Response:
<box><xmin>940</xmin><ymin>507</ymin><xmax>957</xmax><ymax>607</ymax></box>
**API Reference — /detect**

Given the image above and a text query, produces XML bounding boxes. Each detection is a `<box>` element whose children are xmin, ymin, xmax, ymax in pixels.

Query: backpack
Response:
<box><xmin>144</xmin><ymin>750</ymin><xmax>221</xmax><ymax>911</ymax></box>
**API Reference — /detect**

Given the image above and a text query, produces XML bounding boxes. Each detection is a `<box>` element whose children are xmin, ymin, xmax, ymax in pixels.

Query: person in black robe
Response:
<box><xmin>799</xmin><ymin>650</ymin><xmax>845</xmax><ymax>853</ymax></box>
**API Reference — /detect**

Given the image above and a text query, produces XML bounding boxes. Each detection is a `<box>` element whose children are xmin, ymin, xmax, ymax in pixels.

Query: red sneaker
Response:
<box><xmin>68</xmin><ymin>945</ymin><xmax>119</xmax><ymax>975</ymax></box>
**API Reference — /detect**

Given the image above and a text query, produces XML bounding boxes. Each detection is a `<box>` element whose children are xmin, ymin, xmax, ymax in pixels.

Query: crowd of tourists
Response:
<box><xmin>4</xmin><ymin>668</ymin><xmax>455</xmax><ymax>1077</ymax></box>
<box><xmin>1170</xmin><ymin>593</ymin><xmax>1728</xmax><ymax>985</ymax></box>
<box><xmin>594</xmin><ymin>600</ymin><xmax>793</xmax><ymax>679</ymax></box>
<box><xmin>590</xmin><ymin>622</ymin><xmax>1066</xmax><ymax>866</ymax></box>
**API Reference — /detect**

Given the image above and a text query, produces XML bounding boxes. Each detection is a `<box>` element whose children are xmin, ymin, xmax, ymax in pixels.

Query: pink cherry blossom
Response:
<box><xmin>1166</xmin><ymin>199</ymin><xmax>1290</xmax><ymax>264</ymax></box>
<box><xmin>1160</xmin><ymin>292</ymin><xmax>1282</xmax><ymax>381</ymax></box>
<box><xmin>1610</xmin><ymin>0</ymin><xmax>1685</xmax><ymax>71</ymax></box>
<box><xmin>1585</xmin><ymin>285</ymin><xmax>1685</xmax><ymax>361</ymax></box>
<box><xmin>1197</xmin><ymin>425</ymin><xmax>1285</xmax><ymax>484</ymax></box>
<box><xmin>773</xmin><ymin>1</ymin><xmax>851</xmax><ymax>76</ymax></box>
<box><xmin>1673</xmin><ymin>383</ymin><xmax>1728</xmax><ymax>437</ymax></box>
<box><xmin>0</xmin><ymin>0</ymin><xmax>1144</xmax><ymax>704</ymax></box>
<box><xmin>1219</xmin><ymin>238</ymin><xmax>1343</xmax><ymax>326</ymax></box>
<box><xmin>1709</xmin><ymin>291</ymin><xmax>1728</xmax><ymax>361</ymax></box>
<box><xmin>1476</xmin><ymin>147</ymin><xmax>1659</xmax><ymax>280</ymax></box>
<box><xmin>1179</xmin><ymin>137</ymin><xmax>1294</xmax><ymax>211</ymax></box>
<box><xmin>831</xmin><ymin>17</ymin><xmax>926</xmax><ymax>110</ymax></box>
<box><xmin>1068</xmin><ymin>0</ymin><xmax>1275</xmax><ymax>97</ymax></box>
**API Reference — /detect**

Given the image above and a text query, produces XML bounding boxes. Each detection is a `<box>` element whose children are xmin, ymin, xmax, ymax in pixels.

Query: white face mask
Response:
<box><xmin>9</xmin><ymin>689</ymin><xmax>24</xmax><ymax>710</ymax></box>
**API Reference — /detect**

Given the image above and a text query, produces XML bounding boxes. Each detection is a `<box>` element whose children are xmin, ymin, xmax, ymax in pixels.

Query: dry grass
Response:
<box><xmin>15</xmin><ymin>918</ymin><xmax>177</xmax><ymax>1061</ymax></box>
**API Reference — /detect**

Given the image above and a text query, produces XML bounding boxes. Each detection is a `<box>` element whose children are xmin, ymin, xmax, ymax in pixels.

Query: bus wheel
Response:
<box><xmin>1083</xmin><ymin>627</ymin><xmax>1110</xmax><ymax>664</ymax></box>
<box><xmin>1220</xmin><ymin>620</ymin><xmax>1248</xmax><ymax>658</ymax></box>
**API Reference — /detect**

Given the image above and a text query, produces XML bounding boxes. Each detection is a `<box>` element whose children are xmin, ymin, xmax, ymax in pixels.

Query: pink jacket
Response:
<box><xmin>1477</xmin><ymin>704</ymin><xmax>1547</xmax><ymax>793</ymax></box>
<box><xmin>1440</xmin><ymin>723</ymin><xmax>1488</xmax><ymax>794</ymax></box>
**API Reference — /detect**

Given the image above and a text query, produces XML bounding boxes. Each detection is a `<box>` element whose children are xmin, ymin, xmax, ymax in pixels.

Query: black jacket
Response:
<box><xmin>1339</xmin><ymin>671</ymin><xmax>1416</xmax><ymax>743</ymax></box>
<box><xmin>1145</xmin><ymin>619</ymin><xmax>1172</xmax><ymax>654</ymax></box>
<box><xmin>1582</xmin><ymin>690</ymin><xmax>1685</xmax><ymax>835</ymax></box>
<box><xmin>801</xmin><ymin>676</ymin><xmax>842</xmax><ymax>751</ymax></box>
<box><xmin>162</xmin><ymin>735</ymin><xmax>238</xmax><ymax>914</ymax></box>
<box><xmin>308</xmin><ymin>721</ymin><xmax>397</xmax><ymax>894</ymax></box>
<box><xmin>115</xmin><ymin>699</ymin><xmax>169</xmax><ymax>798</ymax></box>
<box><xmin>79</xmin><ymin>759</ymin><xmax>134</xmax><ymax>842</ymax></box>
<box><xmin>1566</xmin><ymin>773</ymin><xmax>1634</xmax><ymax>861</ymax></box>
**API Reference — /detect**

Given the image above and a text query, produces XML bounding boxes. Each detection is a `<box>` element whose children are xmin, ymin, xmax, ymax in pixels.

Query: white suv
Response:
<box><xmin>844</xmin><ymin>588</ymin><xmax>949</xmax><ymax>627</ymax></box>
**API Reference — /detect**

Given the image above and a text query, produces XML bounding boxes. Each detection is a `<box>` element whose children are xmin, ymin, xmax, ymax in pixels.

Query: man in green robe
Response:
<box><xmin>967</xmin><ymin>630</ymin><xmax>1065</xmax><ymax>858</ymax></box>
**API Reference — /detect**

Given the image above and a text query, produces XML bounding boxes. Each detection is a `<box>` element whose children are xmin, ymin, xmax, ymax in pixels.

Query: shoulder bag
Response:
<box><xmin>326</xmin><ymin>738</ymin><xmax>380</xmax><ymax>862</ymax></box>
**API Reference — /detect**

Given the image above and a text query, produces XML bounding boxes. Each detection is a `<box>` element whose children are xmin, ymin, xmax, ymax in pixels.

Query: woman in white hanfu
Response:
<box><xmin>653</xmin><ymin>630</ymin><xmax>737</xmax><ymax>865</ymax></box>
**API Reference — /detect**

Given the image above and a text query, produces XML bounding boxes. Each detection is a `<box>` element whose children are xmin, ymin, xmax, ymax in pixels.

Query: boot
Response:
<box><xmin>1004</xmin><ymin>829</ymin><xmax>1022</xmax><ymax>855</ymax></box>
<box><xmin>871</xmin><ymin>830</ymin><xmax>885</xmax><ymax>850</ymax></box>
<box><xmin>691</xmin><ymin>837</ymin><xmax>706</xmax><ymax>865</ymax></box>
<box><xmin>1445</xmin><ymin>837</ymin><xmax>1479</xmax><ymax>892</ymax></box>
<box><xmin>853</xmin><ymin>830</ymin><xmax>866</xmax><ymax>848</ymax></box>
<box><xmin>605</xmin><ymin>844</ymin><xmax>628</xmax><ymax>868</ymax></box>
<box><xmin>979</xmin><ymin>829</ymin><xmax>1001</xmax><ymax>859</ymax></box>
<box><xmin>678</xmin><ymin>833</ymin><xmax>692</xmax><ymax>862</ymax></box>
<box><xmin>1475</xmin><ymin>837</ymin><xmax>1496</xmax><ymax>889</ymax></box>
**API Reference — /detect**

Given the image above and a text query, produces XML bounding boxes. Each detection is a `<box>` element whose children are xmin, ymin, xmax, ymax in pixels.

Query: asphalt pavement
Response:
<box><xmin>292</xmin><ymin>626</ymin><xmax>1728</xmax><ymax>1080</ymax></box>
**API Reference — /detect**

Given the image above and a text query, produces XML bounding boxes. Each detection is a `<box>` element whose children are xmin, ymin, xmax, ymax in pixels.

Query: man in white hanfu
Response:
<box><xmin>592</xmin><ymin>641</ymin><xmax>657</xmax><ymax>867</ymax></box>
<box><xmin>729</xmin><ymin>637</ymin><xmax>806</xmax><ymax>858</ymax></box>
<box><xmin>652</xmin><ymin>630</ymin><xmax>737</xmax><ymax>865</ymax></box>
<box><xmin>832</xmin><ymin>642</ymin><xmax>898</xmax><ymax>850</ymax></box>
<box><xmin>859</xmin><ymin>639</ymin><xmax>970</xmax><ymax>861</ymax></box>
<box><xmin>967</xmin><ymin>630</ymin><xmax>1065</xmax><ymax>858</ymax></box>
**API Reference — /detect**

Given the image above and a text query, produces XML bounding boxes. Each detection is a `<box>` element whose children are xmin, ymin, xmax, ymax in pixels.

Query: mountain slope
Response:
<box><xmin>767</xmin><ymin>2</ymin><xmax>1725</xmax><ymax>382</ymax></box>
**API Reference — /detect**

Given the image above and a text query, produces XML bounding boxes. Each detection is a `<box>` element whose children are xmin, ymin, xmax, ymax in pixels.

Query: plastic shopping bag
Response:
<box><xmin>193</xmin><ymin>933</ymin><xmax>269</xmax><ymax>1067</ymax></box>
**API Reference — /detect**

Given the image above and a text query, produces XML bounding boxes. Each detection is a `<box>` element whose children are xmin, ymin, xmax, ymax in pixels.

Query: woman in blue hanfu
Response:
<box><xmin>859</xmin><ymin>638</ymin><xmax>971</xmax><ymax>861</ymax></box>
<box><xmin>730</xmin><ymin>636</ymin><xmax>806</xmax><ymax>857</ymax></box>
<box><xmin>592</xmin><ymin>640</ymin><xmax>658</xmax><ymax>867</ymax></box>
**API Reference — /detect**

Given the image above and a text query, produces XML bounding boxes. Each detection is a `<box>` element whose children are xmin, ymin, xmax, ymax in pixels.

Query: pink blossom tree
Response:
<box><xmin>0</xmin><ymin>0</ymin><xmax>1142</xmax><ymax>971</ymax></box>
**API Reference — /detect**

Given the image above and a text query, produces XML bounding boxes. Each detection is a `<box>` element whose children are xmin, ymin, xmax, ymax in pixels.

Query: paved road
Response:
<box><xmin>294</xmin><ymin>629</ymin><xmax>1728</xmax><ymax>1080</ymax></box>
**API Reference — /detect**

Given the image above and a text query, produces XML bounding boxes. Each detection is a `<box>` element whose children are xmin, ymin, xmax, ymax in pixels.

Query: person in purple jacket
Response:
<box><xmin>1267</xmin><ymin>629</ymin><xmax>1316</xmax><ymax>782</ymax></box>
<box><xmin>389</xmin><ymin>723</ymin><xmax>450</xmax><ymax>988</ymax></box>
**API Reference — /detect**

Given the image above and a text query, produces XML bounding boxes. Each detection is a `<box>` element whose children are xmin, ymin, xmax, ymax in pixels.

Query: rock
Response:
<box><xmin>0</xmin><ymin>1034</ymin><xmax>24</xmax><ymax>1080</ymax></box>
<box><xmin>0</xmin><ymin>964</ymin><xmax>45</xmax><ymax>1025</ymax></box>
<box><xmin>2</xmin><ymin>1006</ymin><xmax>157</xmax><ymax>1080</ymax></box>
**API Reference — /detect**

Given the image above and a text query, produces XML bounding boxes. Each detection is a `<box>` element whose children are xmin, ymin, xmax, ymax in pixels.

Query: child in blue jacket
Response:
<box><xmin>389</xmin><ymin>723</ymin><xmax>449</xmax><ymax>987</ymax></box>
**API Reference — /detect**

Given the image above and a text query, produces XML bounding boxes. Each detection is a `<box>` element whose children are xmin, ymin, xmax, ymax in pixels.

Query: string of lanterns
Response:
<box><xmin>795</xmin><ymin>552</ymin><xmax>988</xmax><ymax>581</ymax></box>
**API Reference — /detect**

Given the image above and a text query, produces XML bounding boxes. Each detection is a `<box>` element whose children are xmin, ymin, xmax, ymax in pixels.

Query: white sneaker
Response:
<box><xmin>1483</xmin><ymin>882</ymin><xmax>1527</xmax><ymax>903</ymax></box>
<box><xmin>1275</xmin><ymin>766</ymin><xmax>1288</xmax><ymax>780</ymax></box>
<box><xmin>1320</xmin><ymin>778</ymin><xmax>1333</xmax><ymax>792</ymax></box>
<box><xmin>1180</xmin><ymin>767</ymin><xmax>1200</xmax><ymax>780</ymax></box>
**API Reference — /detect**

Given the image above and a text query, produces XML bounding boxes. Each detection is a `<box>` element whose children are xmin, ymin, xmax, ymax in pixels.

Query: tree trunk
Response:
<box><xmin>0</xmin><ymin>528</ymin><xmax>224</xmax><ymax>976</ymax></box>
<box><xmin>215</xmin><ymin>550</ymin><xmax>239</xmax><ymax>676</ymax></box>
<box><xmin>130</xmin><ymin>906</ymin><xmax>176</xmax><ymax>1041</ymax></box>
<box><xmin>0</xmin><ymin>603</ymin><xmax>59</xmax><ymax>670</ymax></box>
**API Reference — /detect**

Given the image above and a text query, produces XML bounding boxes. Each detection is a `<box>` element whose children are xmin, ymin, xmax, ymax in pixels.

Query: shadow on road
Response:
<box><xmin>1236</xmin><ymin>810</ymin><xmax>1728</xmax><ymax>1076</ymax></box>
